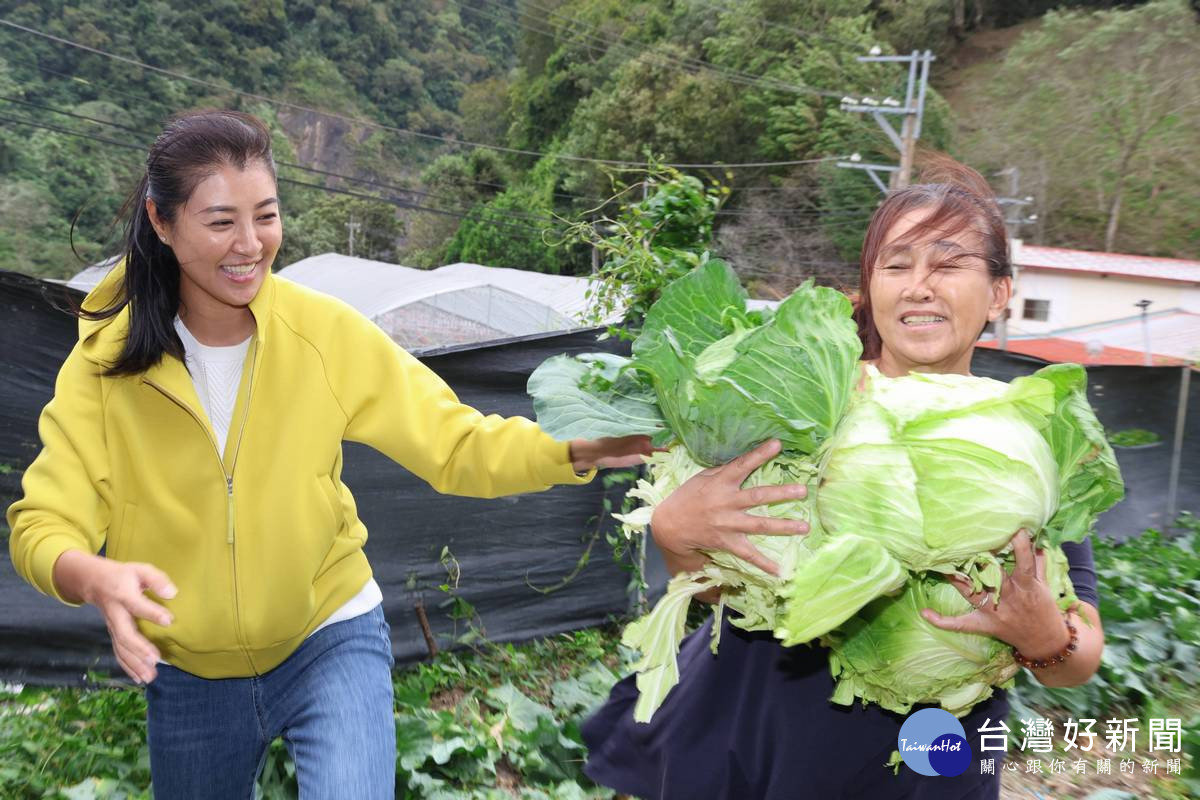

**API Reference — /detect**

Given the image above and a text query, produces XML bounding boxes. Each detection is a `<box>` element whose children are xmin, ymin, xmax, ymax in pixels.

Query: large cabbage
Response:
<box><xmin>528</xmin><ymin>259</ymin><xmax>1123</xmax><ymax>722</ymax></box>
<box><xmin>823</xmin><ymin>547</ymin><xmax>1077</xmax><ymax>717</ymax></box>
<box><xmin>529</xmin><ymin>258</ymin><xmax>861</xmax><ymax>464</ymax></box>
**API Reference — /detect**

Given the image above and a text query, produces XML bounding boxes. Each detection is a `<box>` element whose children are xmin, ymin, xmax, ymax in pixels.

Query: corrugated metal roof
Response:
<box><xmin>986</xmin><ymin>308</ymin><xmax>1200</xmax><ymax>364</ymax></box>
<box><xmin>1050</xmin><ymin>309</ymin><xmax>1200</xmax><ymax>363</ymax></box>
<box><xmin>976</xmin><ymin>337</ymin><xmax>1191</xmax><ymax>367</ymax></box>
<box><xmin>1015</xmin><ymin>243</ymin><xmax>1200</xmax><ymax>284</ymax></box>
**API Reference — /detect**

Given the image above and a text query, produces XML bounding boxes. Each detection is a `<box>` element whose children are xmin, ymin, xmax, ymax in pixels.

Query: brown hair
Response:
<box><xmin>852</xmin><ymin>153</ymin><xmax>1011</xmax><ymax>360</ymax></box>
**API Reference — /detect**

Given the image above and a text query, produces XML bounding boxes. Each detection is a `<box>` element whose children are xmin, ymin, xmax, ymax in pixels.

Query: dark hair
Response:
<box><xmin>851</xmin><ymin>153</ymin><xmax>1011</xmax><ymax>360</ymax></box>
<box><xmin>83</xmin><ymin>110</ymin><xmax>276</xmax><ymax>376</ymax></box>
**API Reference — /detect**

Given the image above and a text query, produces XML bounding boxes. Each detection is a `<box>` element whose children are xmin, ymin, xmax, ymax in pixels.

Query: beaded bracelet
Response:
<box><xmin>1013</xmin><ymin>611</ymin><xmax>1078</xmax><ymax>669</ymax></box>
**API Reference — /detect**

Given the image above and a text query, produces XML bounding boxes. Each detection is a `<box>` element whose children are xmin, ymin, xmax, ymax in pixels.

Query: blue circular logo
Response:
<box><xmin>897</xmin><ymin>709</ymin><xmax>971</xmax><ymax>777</ymax></box>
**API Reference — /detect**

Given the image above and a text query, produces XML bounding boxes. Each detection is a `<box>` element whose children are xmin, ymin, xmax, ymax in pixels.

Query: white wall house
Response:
<box><xmin>1007</xmin><ymin>242</ymin><xmax>1200</xmax><ymax>337</ymax></box>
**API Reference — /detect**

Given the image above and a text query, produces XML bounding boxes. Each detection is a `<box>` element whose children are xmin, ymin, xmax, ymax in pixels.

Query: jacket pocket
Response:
<box><xmin>108</xmin><ymin>502</ymin><xmax>137</xmax><ymax>562</ymax></box>
<box><xmin>315</xmin><ymin>475</ymin><xmax>344</xmax><ymax>532</ymax></box>
<box><xmin>310</xmin><ymin>476</ymin><xmax>346</xmax><ymax>583</ymax></box>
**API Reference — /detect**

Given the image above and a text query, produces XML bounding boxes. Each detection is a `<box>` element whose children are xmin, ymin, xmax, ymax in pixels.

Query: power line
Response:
<box><xmin>0</xmin><ymin>93</ymin><xmax>567</xmax><ymax>225</ymax></box>
<box><xmin>275</xmin><ymin>176</ymin><xmax>556</xmax><ymax>235</ymax></box>
<box><xmin>4</xmin><ymin>54</ymin><xmax>177</xmax><ymax>112</ymax></box>
<box><xmin>0</xmin><ymin>99</ymin><xmax>876</xmax><ymax>242</ymax></box>
<box><xmin>684</xmin><ymin>0</ymin><xmax>892</xmax><ymax>96</ymax></box>
<box><xmin>0</xmin><ymin>18</ymin><xmax>848</xmax><ymax>169</ymax></box>
<box><xmin>0</xmin><ymin>94</ymin><xmax>149</xmax><ymax>137</ymax></box>
<box><xmin>0</xmin><ymin>113</ymin><xmax>562</xmax><ymax>236</ymax></box>
<box><xmin>2</xmin><ymin>91</ymin><xmax>881</xmax><ymax>233</ymax></box>
<box><xmin>714</xmin><ymin>204</ymin><xmax>880</xmax><ymax>217</ymax></box>
<box><xmin>464</xmin><ymin>0</ymin><xmax>848</xmax><ymax>100</ymax></box>
<box><xmin>0</xmin><ymin>111</ymin><xmax>144</xmax><ymax>154</ymax></box>
<box><xmin>0</xmin><ymin>110</ymin><xmax>883</xmax><ymax>266</ymax></box>
<box><xmin>5</xmin><ymin>57</ymin><xmax>604</xmax><ymax>204</ymax></box>
<box><xmin>726</xmin><ymin>215</ymin><xmax>872</xmax><ymax>232</ymax></box>
<box><xmin>2</xmin><ymin>90</ymin><xmax>878</xmax><ymax>242</ymax></box>
<box><xmin>2</xmin><ymin>24</ymin><xmax>876</xmax><ymax>216</ymax></box>
<box><xmin>688</xmin><ymin>0</ymin><xmax>878</xmax><ymax>54</ymax></box>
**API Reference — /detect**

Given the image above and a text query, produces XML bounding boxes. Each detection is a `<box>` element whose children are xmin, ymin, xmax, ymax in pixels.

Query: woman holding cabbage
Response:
<box><xmin>578</xmin><ymin>159</ymin><xmax>1108</xmax><ymax>799</ymax></box>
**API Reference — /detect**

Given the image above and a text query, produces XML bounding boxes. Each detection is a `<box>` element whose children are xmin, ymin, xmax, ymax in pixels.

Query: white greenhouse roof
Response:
<box><xmin>66</xmin><ymin>257</ymin><xmax>121</xmax><ymax>293</ymax></box>
<box><xmin>67</xmin><ymin>252</ymin><xmax>782</xmax><ymax>350</ymax></box>
<box><xmin>278</xmin><ymin>254</ymin><xmax>626</xmax><ymax>350</ymax></box>
<box><xmin>280</xmin><ymin>254</ymin><xmax>620</xmax><ymax>324</ymax></box>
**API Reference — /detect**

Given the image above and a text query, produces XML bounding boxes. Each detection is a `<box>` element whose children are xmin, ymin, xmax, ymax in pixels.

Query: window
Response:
<box><xmin>1023</xmin><ymin>299</ymin><xmax>1050</xmax><ymax>322</ymax></box>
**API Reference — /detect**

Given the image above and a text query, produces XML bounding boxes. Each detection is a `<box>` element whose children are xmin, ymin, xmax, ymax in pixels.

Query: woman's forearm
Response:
<box><xmin>654</xmin><ymin>534</ymin><xmax>708</xmax><ymax>575</ymax></box>
<box><xmin>51</xmin><ymin>549</ymin><xmax>100</xmax><ymax>605</ymax></box>
<box><xmin>650</xmin><ymin>529</ymin><xmax>723</xmax><ymax>604</ymax></box>
<box><xmin>1028</xmin><ymin>602</ymin><xmax>1104</xmax><ymax>688</ymax></box>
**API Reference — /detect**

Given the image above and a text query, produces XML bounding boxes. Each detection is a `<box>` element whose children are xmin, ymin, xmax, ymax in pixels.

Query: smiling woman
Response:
<box><xmin>148</xmin><ymin>166</ymin><xmax>281</xmax><ymax>345</ymax></box>
<box><xmin>854</xmin><ymin>156</ymin><xmax>1013</xmax><ymax>377</ymax></box>
<box><xmin>6</xmin><ymin>109</ymin><xmax>654</xmax><ymax>799</ymax></box>
<box><xmin>580</xmin><ymin>155</ymin><xmax>1104</xmax><ymax>800</ymax></box>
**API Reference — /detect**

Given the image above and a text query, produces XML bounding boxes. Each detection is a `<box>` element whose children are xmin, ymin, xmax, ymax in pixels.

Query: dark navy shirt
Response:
<box><xmin>582</xmin><ymin>539</ymin><xmax>1099</xmax><ymax>800</ymax></box>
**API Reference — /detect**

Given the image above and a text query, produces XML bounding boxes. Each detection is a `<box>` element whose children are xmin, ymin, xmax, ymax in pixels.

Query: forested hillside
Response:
<box><xmin>0</xmin><ymin>0</ymin><xmax>1194</xmax><ymax>289</ymax></box>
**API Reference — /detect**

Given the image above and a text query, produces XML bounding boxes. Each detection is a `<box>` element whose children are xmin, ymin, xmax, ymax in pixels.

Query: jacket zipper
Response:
<box><xmin>144</xmin><ymin>338</ymin><xmax>260</xmax><ymax>666</ymax></box>
<box><xmin>224</xmin><ymin>340</ymin><xmax>258</xmax><ymax>666</ymax></box>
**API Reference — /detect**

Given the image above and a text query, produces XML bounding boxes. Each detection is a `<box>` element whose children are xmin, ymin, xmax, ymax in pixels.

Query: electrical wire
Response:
<box><xmin>0</xmin><ymin>18</ymin><xmax>850</xmax><ymax>169</ymax></box>
<box><xmin>1</xmin><ymin>93</ymin><xmax>877</xmax><ymax>234</ymax></box>
<box><xmin>0</xmin><ymin>113</ymin><xmax>563</xmax><ymax>236</ymax></box>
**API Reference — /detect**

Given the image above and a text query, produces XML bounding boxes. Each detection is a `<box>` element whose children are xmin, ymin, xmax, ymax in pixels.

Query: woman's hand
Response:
<box><xmin>922</xmin><ymin>530</ymin><xmax>1104</xmax><ymax>687</ymax></box>
<box><xmin>651</xmin><ymin>438</ymin><xmax>809</xmax><ymax>577</ymax></box>
<box><xmin>53</xmin><ymin>550</ymin><xmax>177</xmax><ymax>685</ymax></box>
<box><xmin>569</xmin><ymin>434</ymin><xmax>658</xmax><ymax>471</ymax></box>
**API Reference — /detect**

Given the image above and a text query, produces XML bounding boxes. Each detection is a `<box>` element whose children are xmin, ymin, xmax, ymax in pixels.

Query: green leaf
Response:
<box><xmin>428</xmin><ymin>736</ymin><xmax>472</xmax><ymax>765</ymax></box>
<box><xmin>1031</xmin><ymin>364</ymin><xmax>1125</xmax><ymax>545</ymax></box>
<box><xmin>621</xmin><ymin>572</ymin><xmax>721</xmax><ymax>722</ymax></box>
<box><xmin>549</xmin><ymin>664</ymin><xmax>618</xmax><ymax>715</ymax></box>
<box><xmin>632</xmin><ymin>264</ymin><xmax>861</xmax><ymax>465</ymax></box>
<box><xmin>527</xmin><ymin>353</ymin><xmax>667</xmax><ymax>441</ymax></box>
<box><xmin>777</xmin><ymin>534</ymin><xmax>906</xmax><ymax>645</ymax></box>
<box><xmin>632</xmin><ymin>258</ymin><xmax>748</xmax><ymax>363</ymax></box>
<box><xmin>486</xmin><ymin>684</ymin><xmax>554</xmax><ymax>733</ymax></box>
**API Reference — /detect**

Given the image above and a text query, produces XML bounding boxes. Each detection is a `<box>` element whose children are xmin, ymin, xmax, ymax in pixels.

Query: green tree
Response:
<box><xmin>404</xmin><ymin>151</ymin><xmax>511</xmax><ymax>267</ymax></box>
<box><xmin>567</xmin><ymin>168</ymin><xmax>727</xmax><ymax>333</ymax></box>
<box><xmin>960</xmin><ymin>0</ymin><xmax>1200</xmax><ymax>256</ymax></box>
<box><xmin>284</xmin><ymin>194</ymin><xmax>406</xmax><ymax>264</ymax></box>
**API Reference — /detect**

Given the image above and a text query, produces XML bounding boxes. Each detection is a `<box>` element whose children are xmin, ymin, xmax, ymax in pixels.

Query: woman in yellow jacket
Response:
<box><xmin>6</xmin><ymin>109</ymin><xmax>650</xmax><ymax>799</ymax></box>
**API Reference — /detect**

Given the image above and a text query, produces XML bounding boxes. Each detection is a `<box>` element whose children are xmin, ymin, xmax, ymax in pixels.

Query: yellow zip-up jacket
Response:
<box><xmin>7</xmin><ymin>262</ymin><xmax>593</xmax><ymax>678</ymax></box>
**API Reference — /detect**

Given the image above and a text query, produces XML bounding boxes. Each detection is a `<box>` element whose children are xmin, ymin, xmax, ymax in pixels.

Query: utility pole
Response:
<box><xmin>994</xmin><ymin>169</ymin><xmax>1037</xmax><ymax>352</ymax></box>
<box><xmin>1135</xmin><ymin>299</ymin><xmax>1153</xmax><ymax>366</ymax></box>
<box><xmin>1165</xmin><ymin>365</ymin><xmax>1191</xmax><ymax>529</ymax></box>
<box><xmin>346</xmin><ymin>214</ymin><xmax>361</xmax><ymax>258</ymax></box>
<box><xmin>994</xmin><ymin>167</ymin><xmax>1038</xmax><ymax>239</ymax></box>
<box><xmin>837</xmin><ymin>50</ymin><xmax>935</xmax><ymax>191</ymax></box>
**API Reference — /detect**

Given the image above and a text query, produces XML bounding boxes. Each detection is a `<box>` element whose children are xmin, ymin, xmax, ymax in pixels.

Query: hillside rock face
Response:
<box><xmin>277</xmin><ymin>108</ymin><xmax>371</xmax><ymax>177</ymax></box>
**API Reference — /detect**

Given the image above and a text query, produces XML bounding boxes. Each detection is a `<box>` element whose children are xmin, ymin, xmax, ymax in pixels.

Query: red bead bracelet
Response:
<box><xmin>1013</xmin><ymin>612</ymin><xmax>1079</xmax><ymax>670</ymax></box>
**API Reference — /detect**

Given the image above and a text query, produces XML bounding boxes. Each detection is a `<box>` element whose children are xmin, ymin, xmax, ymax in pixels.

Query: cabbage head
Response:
<box><xmin>527</xmin><ymin>260</ymin><xmax>1123</xmax><ymax>723</ymax></box>
<box><xmin>823</xmin><ymin>545</ymin><xmax>1077</xmax><ymax>717</ymax></box>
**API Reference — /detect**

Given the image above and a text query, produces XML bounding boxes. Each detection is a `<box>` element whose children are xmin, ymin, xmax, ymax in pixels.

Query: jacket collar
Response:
<box><xmin>79</xmin><ymin>258</ymin><xmax>277</xmax><ymax>378</ymax></box>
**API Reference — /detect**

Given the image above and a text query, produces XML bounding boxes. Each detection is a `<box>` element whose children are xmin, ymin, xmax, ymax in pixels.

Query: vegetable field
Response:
<box><xmin>2</xmin><ymin>516</ymin><xmax>1196</xmax><ymax>799</ymax></box>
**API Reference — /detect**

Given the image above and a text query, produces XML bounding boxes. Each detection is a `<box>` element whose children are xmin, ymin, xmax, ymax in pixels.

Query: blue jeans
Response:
<box><xmin>145</xmin><ymin>604</ymin><xmax>396</xmax><ymax>799</ymax></box>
